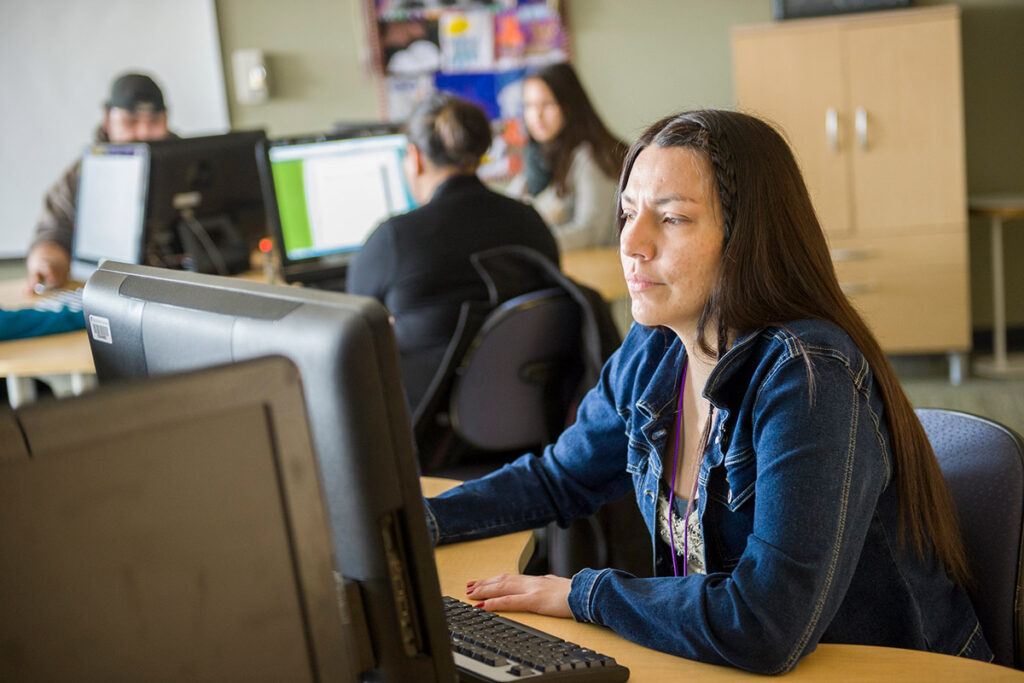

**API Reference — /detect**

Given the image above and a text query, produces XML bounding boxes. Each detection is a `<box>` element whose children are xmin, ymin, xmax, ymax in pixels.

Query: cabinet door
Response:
<box><xmin>843</xmin><ymin>14</ymin><xmax>967</xmax><ymax>235</ymax></box>
<box><xmin>831</xmin><ymin>230</ymin><xmax>970</xmax><ymax>352</ymax></box>
<box><xmin>733</xmin><ymin>24</ymin><xmax>853</xmax><ymax>238</ymax></box>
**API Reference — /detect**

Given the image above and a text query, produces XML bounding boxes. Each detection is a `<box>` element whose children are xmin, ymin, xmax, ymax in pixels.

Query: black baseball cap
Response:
<box><xmin>106</xmin><ymin>73</ymin><xmax>166</xmax><ymax>113</ymax></box>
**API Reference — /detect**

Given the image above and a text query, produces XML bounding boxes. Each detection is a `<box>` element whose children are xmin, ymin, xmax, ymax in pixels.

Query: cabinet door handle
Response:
<box><xmin>840</xmin><ymin>281</ymin><xmax>878</xmax><ymax>296</ymax></box>
<box><xmin>825</xmin><ymin>107</ymin><xmax>839</xmax><ymax>152</ymax></box>
<box><xmin>855</xmin><ymin>106</ymin><xmax>868</xmax><ymax>150</ymax></box>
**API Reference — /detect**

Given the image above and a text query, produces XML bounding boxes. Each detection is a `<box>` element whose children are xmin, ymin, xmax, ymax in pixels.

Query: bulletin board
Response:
<box><xmin>364</xmin><ymin>0</ymin><xmax>570</xmax><ymax>180</ymax></box>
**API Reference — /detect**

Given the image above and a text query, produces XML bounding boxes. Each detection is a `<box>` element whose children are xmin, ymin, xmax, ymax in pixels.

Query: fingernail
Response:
<box><xmin>474</xmin><ymin>602</ymin><xmax>485</xmax><ymax>609</ymax></box>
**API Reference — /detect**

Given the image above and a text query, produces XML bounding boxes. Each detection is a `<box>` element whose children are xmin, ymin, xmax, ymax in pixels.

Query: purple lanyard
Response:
<box><xmin>669</xmin><ymin>359</ymin><xmax>688</xmax><ymax>578</ymax></box>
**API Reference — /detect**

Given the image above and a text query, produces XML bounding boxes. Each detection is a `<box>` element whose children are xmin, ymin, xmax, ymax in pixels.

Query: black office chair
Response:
<box><xmin>450</xmin><ymin>287</ymin><xmax>583</xmax><ymax>453</ymax></box>
<box><xmin>413</xmin><ymin>246</ymin><xmax>615</xmax><ymax>476</ymax></box>
<box><xmin>414</xmin><ymin>287</ymin><xmax>583</xmax><ymax>478</ymax></box>
<box><xmin>420</xmin><ymin>284</ymin><xmax>646</xmax><ymax>577</ymax></box>
<box><xmin>413</xmin><ymin>246</ymin><xmax>649</xmax><ymax>578</ymax></box>
<box><xmin>916</xmin><ymin>408</ymin><xmax>1024</xmax><ymax>668</ymax></box>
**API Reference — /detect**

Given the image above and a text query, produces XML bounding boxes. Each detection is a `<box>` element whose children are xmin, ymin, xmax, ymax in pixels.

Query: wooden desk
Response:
<box><xmin>0</xmin><ymin>269</ymin><xmax>276</xmax><ymax>406</ymax></box>
<box><xmin>562</xmin><ymin>247</ymin><xmax>627</xmax><ymax>301</ymax></box>
<box><xmin>424</xmin><ymin>477</ymin><xmax>1024</xmax><ymax>681</ymax></box>
<box><xmin>0</xmin><ymin>278</ymin><xmax>94</xmax><ymax>406</ymax></box>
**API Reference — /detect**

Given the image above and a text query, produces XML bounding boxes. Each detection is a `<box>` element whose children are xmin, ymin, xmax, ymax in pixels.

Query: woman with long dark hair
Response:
<box><xmin>424</xmin><ymin>109</ymin><xmax>992</xmax><ymax>673</ymax></box>
<box><xmin>509</xmin><ymin>62</ymin><xmax>626</xmax><ymax>251</ymax></box>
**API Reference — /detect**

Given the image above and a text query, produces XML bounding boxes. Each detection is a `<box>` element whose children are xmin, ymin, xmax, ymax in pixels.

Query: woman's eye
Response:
<box><xmin>664</xmin><ymin>215</ymin><xmax>689</xmax><ymax>225</ymax></box>
<box><xmin>620</xmin><ymin>210</ymin><xmax>636</xmax><ymax>222</ymax></box>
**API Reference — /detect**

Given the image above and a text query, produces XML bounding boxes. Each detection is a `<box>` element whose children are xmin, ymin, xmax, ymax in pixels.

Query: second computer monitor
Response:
<box><xmin>70</xmin><ymin>143</ymin><xmax>150</xmax><ymax>282</ymax></box>
<box><xmin>259</xmin><ymin>132</ymin><xmax>415</xmax><ymax>289</ymax></box>
<box><xmin>145</xmin><ymin>130</ymin><xmax>268</xmax><ymax>274</ymax></box>
<box><xmin>70</xmin><ymin>131</ymin><xmax>269</xmax><ymax>281</ymax></box>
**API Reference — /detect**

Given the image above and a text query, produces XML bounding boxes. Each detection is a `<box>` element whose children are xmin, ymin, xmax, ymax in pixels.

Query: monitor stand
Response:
<box><xmin>175</xmin><ymin>213</ymin><xmax>251</xmax><ymax>275</ymax></box>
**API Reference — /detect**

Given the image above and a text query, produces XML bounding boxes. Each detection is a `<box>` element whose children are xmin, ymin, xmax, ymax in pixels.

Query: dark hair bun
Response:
<box><xmin>407</xmin><ymin>92</ymin><xmax>492</xmax><ymax>170</ymax></box>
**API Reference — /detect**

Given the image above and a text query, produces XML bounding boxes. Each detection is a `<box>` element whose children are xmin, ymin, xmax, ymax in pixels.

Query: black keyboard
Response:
<box><xmin>443</xmin><ymin>596</ymin><xmax>629</xmax><ymax>682</ymax></box>
<box><xmin>32</xmin><ymin>287</ymin><xmax>83</xmax><ymax>313</ymax></box>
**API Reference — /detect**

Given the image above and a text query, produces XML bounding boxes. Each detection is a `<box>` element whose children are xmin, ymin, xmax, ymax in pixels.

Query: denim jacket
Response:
<box><xmin>425</xmin><ymin>320</ymin><xmax>992</xmax><ymax>673</ymax></box>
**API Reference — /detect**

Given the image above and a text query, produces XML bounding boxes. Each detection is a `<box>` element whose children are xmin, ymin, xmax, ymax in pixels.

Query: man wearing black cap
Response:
<box><xmin>25</xmin><ymin>72</ymin><xmax>175</xmax><ymax>290</ymax></box>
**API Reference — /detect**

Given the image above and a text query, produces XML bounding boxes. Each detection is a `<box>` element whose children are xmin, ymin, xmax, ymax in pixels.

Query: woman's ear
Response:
<box><xmin>406</xmin><ymin>143</ymin><xmax>425</xmax><ymax>175</ymax></box>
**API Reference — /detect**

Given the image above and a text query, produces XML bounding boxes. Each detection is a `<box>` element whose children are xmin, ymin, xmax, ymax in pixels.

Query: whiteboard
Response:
<box><xmin>0</xmin><ymin>0</ymin><xmax>230</xmax><ymax>258</ymax></box>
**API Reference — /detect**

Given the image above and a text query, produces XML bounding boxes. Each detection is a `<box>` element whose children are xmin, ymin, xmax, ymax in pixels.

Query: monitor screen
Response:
<box><xmin>82</xmin><ymin>261</ymin><xmax>455</xmax><ymax>682</ymax></box>
<box><xmin>71</xmin><ymin>143</ymin><xmax>150</xmax><ymax>282</ymax></box>
<box><xmin>145</xmin><ymin>130</ymin><xmax>268</xmax><ymax>275</ymax></box>
<box><xmin>0</xmin><ymin>357</ymin><xmax>352</xmax><ymax>680</ymax></box>
<box><xmin>259</xmin><ymin>132</ymin><xmax>415</xmax><ymax>288</ymax></box>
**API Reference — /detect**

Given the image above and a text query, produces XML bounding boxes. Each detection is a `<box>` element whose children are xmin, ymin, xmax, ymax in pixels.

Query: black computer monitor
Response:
<box><xmin>257</xmin><ymin>132</ymin><xmax>415</xmax><ymax>290</ymax></box>
<box><xmin>145</xmin><ymin>130</ymin><xmax>268</xmax><ymax>275</ymax></box>
<box><xmin>0</xmin><ymin>357</ymin><xmax>352</xmax><ymax>680</ymax></box>
<box><xmin>82</xmin><ymin>262</ymin><xmax>455</xmax><ymax>682</ymax></box>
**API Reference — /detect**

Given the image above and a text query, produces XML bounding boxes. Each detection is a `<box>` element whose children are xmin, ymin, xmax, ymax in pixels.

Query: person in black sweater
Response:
<box><xmin>346</xmin><ymin>92</ymin><xmax>560</xmax><ymax>413</ymax></box>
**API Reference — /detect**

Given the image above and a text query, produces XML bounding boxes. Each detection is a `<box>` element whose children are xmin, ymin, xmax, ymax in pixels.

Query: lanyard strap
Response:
<box><xmin>669</xmin><ymin>359</ymin><xmax>688</xmax><ymax>577</ymax></box>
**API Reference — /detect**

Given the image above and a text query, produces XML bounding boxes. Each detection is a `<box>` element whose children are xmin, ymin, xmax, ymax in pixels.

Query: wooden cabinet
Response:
<box><xmin>732</xmin><ymin>6</ymin><xmax>970</xmax><ymax>357</ymax></box>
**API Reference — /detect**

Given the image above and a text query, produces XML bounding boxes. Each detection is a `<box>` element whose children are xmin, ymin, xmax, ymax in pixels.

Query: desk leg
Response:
<box><xmin>70</xmin><ymin>372</ymin><xmax>97</xmax><ymax>395</ymax></box>
<box><xmin>37</xmin><ymin>373</ymin><xmax>97</xmax><ymax>399</ymax></box>
<box><xmin>6</xmin><ymin>376</ymin><xmax>37</xmax><ymax>408</ymax></box>
<box><xmin>5</xmin><ymin>374</ymin><xmax>98</xmax><ymax>408</ymax></box>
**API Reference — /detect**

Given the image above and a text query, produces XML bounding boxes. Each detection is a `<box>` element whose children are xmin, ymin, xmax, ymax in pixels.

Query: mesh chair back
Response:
<box><xmin>916</xmin><ymin>408</ymin><xmax>1024</xmax><ymax>668</ymax></box>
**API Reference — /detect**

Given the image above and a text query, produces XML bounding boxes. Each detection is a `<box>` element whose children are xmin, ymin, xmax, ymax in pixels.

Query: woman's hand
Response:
<box><xmin>466</xmin><ymin>573</ymin><xmax>573</xmax><ymax>618</ymax></box>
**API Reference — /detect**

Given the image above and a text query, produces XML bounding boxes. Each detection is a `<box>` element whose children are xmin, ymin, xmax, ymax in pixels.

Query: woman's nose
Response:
<box><xmin>620</xmin><ymin>213</ymin><xmax>654</xmax><ymax>261</ymax></box>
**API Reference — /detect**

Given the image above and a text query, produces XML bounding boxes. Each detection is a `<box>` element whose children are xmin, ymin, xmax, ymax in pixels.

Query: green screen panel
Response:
<box><xmin>271</xmin><ymin>161</ymin><xmax>313</xmax><ymax>251</ymax></box>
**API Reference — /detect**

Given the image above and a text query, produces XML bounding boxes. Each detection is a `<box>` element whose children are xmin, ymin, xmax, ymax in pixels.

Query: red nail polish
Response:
<box><xmin>474</xmin><ymin>602</ymin><xmax>485</xmax><ymax>609</ymax></box>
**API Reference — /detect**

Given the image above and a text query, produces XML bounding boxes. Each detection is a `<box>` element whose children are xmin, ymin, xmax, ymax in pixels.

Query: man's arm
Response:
<box><xmin>25</xmin><ymin>160</ymin><xmax>80</xmax><ymax>290</ymax></box>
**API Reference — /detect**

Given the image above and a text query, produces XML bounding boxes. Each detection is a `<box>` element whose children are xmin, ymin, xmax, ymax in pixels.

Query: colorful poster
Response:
<box><xmin>439</xmin><ymin>10</ymin><xmax>495</xmax><ymax>73</ymax></box>
<box><xmin>494</xmin><ymin>10</ymin><xmax>526</xmax><ymax>70</ymax></box>
<box><xmin>519</xmin><ymin>2</ymin><xmax>567</xmax><ymax>65</ymax></box>
<box><xmin>434</xmin><ymin>71</ymin><xmax>501</xmax><ymax>119</ymax></box>
<box><xmin>494</xmin><ymin>68</ymin><xmax>526</xmax><ymax>119</ymax></box>
<box><xmin>385</xmin><ymin>73</ymin><xmax>436</xmax><ymax>121</ymax></box>
<box><xmin>372</xmin><ymin>0</ymin><xmax>566</xmax><ymax>178</ymax></box>
<box><xmin>378</xmin><ymin>0</ymin><xmax>516</xmax><ymax>15</ymax></box>
<box><xmin>379</xmin><ymin>18</ymin><xmax>441</xmax><ymax>75</ymax></box>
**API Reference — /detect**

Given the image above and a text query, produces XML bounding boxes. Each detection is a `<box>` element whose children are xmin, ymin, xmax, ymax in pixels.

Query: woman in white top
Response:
<box><xmin>509</xmin><ymin>63</ymin><xmax>626</xmax><ymax>251</ymax></box>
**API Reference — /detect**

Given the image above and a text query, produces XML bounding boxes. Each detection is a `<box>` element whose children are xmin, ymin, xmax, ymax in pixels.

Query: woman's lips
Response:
<box><xmin>625</xmin><ymin>274</ymin><xmax>658</xmax><ymax>293</ymax></box>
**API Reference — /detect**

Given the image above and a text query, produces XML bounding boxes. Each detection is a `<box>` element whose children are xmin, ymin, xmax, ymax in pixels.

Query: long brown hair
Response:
<box><xmin>527</xmin><ymin>62</ymin><xmax>626</xmax><ymax>194</ymax></box>
<box><xmin>617</xmin><ymin>109</ymin><xmax>969</xmax><ymax>585</ymax></box>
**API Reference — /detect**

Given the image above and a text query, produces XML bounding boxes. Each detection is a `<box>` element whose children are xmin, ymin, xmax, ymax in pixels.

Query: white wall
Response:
<box><xmin>0</xmin><ymin>0</ymin><xmax>230</xmax><ymax>257</ymax></box>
